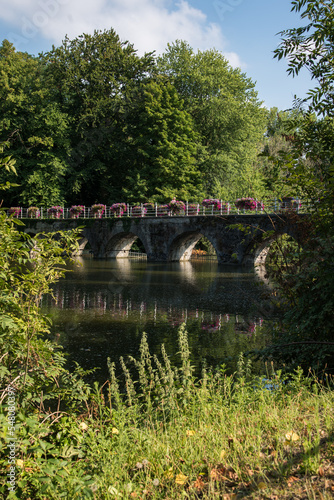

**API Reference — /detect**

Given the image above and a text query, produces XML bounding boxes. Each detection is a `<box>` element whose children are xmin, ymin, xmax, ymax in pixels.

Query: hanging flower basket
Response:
<box><xmin>110</xmin><ymin>203</ymin><xmax>127</xmax><ymax>218</ymax></box>
<box><xmin>27</xmin><ymin>206</ymin><xmax>40</xmax><ymax>219</ymax></box>
<box><xmin>157</xmin><ymin>204</ymin><xmax>170</xmax><ymax>216</ymax></box>
<box><xmin>143</xmin><ymin>202</ymin><xmax>155</xmax><ymax>215</ymax></box>
<box><xmin>187</xmin><ymin>203</ymin><xmax>199</xmax><ymax>215</ymax></box>
<box><xmin>91</xmin><ymin>204</ymin><xmax>106</xmax><ymax>218</ymax></box>
<box><xmin>8</xmin><ymin>207</ymin><xmax>21</xmax><ymax>217</ymax></box>
<box><xmin>69</xmin><ymin>205</ymin><xmax>85</xmax><ymax>218</ymax></box>
<box><xmin>235</xmin><ymin>198</ymin><xmax>263</xmax><ymax>211</ymax></box>
<box><xmin>201</xmin><ymin>199</ymin><xmax>221</xmax><ymax>211</ymax></box>
<box><xmin>280</xmin><ymin>197</ymin><xmax>301</xmax><ymax>211</ymax></box>
<box><xmin>131</xmin><ymin>206</ymin><xmax>147</xmax><ymax>217</ymax></box>
<box><xmin>47</xmin><ymin>206</ymin><xmax>63</xmax><ymax>219</ymax></box>
<box><xmin>168</xmin><ymin>198</ymin><xmax>185</xmax><ymax>215</ymax></box>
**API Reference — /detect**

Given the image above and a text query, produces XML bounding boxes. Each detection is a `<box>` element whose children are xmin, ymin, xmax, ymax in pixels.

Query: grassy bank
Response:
<box><xmin>1</xmin><ymin>326</ymin><xmax>334</xmax><ymax>500</ymax></box>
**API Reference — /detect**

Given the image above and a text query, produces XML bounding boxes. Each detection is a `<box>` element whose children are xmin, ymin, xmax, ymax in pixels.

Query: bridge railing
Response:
<box><xmin>8</xmin><ymin>199</ymin><xmax>313</xmax><ymax>220</ymax></box>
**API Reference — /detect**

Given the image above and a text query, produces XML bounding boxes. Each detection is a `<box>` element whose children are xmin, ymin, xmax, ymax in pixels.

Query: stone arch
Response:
<box><xmin>248</xmin><ymin>228</ymin><xmax>301</xmax><ymax>267</ymax></box>
<box><xmin>104</xmin><ymin>231</ymin><xmax>148</xmax><ymax>258</ymax></box>
<box><xmin>168</xmin><ymin>231</ymin><xmax>218</xmax><ymax>261</ymax></box>
<box><xmin>75</xmin><ymin>237</ymin><xmax>89</xmax><ymax>256</ymax></box>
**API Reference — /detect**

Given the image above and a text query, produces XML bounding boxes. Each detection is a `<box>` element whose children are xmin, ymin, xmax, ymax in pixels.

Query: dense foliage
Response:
<box><xmin>157</xmin><ymin>41</ymin><xmax>268</xmax><ymax>199</ymax></box>
<box><xmin>256</xmin><ymin>0</ymin><xmax>334</xmax><ymax>373</ymax></box>
<box><xmin>0</xmin><ymin>30</ymin><xmax>269</xmax><ymax>207</ymax></box>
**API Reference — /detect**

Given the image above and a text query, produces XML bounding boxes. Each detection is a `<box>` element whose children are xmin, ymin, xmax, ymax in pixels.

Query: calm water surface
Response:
<box><xmin>44</xmin><ymin>257</ymin><xmax>270</xmax><ymax>382</ymax></box>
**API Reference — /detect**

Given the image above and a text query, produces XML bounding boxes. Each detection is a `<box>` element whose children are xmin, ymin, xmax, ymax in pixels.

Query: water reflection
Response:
<box><xmin>44</xmin><ymin>258</ymin><xmax>269</xmax><ymax>382</ymax></box>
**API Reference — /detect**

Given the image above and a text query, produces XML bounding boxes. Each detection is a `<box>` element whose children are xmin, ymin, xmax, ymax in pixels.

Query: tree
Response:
<box><xmin>259</xmin><ymin>107</ymin><xmax>306</xmax><ymax>196</ymax></box>
<box><xmin>120</xmin><ymin>77</ymin><xmax>204</xmax><ymax>202</ymax></box>
<box><xmin>157</xmin><ymin>41</ymin><xmax>268</xmax><ymax>200</ymax></box>
<box><xmin>274</xmin><ymin>0</ymin><xmax>334</xmax><ymax>117</ymax></box>
<box><xmin>273</xmin><ymin>0</ymin><xmax>334</xmax><ymax>208</ymax></box>
<box><xmin>257</xmin><ymin>0</ymin><xmax>334</xmax><ymax>373</ymax></box>
<box><xmin>42</xmin><ymin>29</ymin><xmax>156</xmax><ymax>204</ymax></box>
<box><xmin>0</xmin><ymin>40</ymin><xmax>69</xmax><ymax>207</ymax></box>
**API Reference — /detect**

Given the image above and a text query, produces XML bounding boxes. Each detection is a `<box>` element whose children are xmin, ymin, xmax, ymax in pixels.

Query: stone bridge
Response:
<box><xmin>22</xmin><ymin>213</ymin><xmax>307</xmax><ymax>266</ymax></box>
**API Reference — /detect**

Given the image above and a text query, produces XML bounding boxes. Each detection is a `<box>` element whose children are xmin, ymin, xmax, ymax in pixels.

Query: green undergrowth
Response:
<box><xmin>1</xmin><ymin>325</ymin><xmax>334</xmax><ymax>500</ymax></box>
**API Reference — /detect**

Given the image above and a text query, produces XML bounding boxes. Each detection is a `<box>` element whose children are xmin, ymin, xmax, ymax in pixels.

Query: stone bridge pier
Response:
<box><xmin>22</xmin><ymin>214</ymin><xmax>307</xmax><ymax>266</ymax></box>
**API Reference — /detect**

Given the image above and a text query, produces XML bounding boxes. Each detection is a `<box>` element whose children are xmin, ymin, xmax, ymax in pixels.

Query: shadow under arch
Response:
<box><xmin>168</xmin><ymin>231</ymin><xmax>218</xmax><ymax>261</ymax></box>
<box><xmin>76</xmin><ymin>237</ymin><xmax>89</xmax><ymax>256</ymax></box>
<box><xmin>251</xmin><ymin>229</ymin><xmax>302</xmax><ymax>267</ymax></box>
<box><xmin>104</xmin><ymin>231</ymin><xmax>147</xmax><ymax>258</ymax></box>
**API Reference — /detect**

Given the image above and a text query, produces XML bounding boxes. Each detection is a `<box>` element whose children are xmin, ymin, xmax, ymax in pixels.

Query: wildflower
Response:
<box><xmin>152</xmin><ymin>478</ymin><xmax>160</xmax><ymax>487</ymax></box>
<box><xmin>79</xmin><ymin>421</ymin><xmax>88</xmax><ymax>431</ymax></box>
<box><xmin>16</xmin><ymin>459</ymin><xmax>24</xmax><ymax>468</ymax></box>
<box><xmin>284</xmin><ymin>431</ymin><xmax>299</xmax><ymax>445</ymax></box>
<box><xmin>112</xmin><ymin>427</ymin><xmax>119</xmax><ymax>434</ymax></box>
<box><xmin>186</xmin><ymin>429</ymin><xmax>196</xmax><ymax>436</ymax></box>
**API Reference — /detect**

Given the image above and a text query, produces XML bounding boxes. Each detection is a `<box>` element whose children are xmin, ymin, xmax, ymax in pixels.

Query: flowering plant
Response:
<box><xmin>157</xmin><ymin>204</ymin><xmax>170</xmax><ymax>216</ymax></box>
<box><xmin>235</xmin><ymin>198</ymin><xmax>264</xmax><ymax>211</ymax></box>
<box><xmin>201</xmin><ymin>199</ymin><xmax>221</xmax><ymax>210</ymax></box>
<box><xmin>131</xmin><ymin>206</ymin><xmax>147</xmax><ymax>217</ymax></box>
<box><xmin>143</xmin><ymin>202</ymin><xmax>155</xmax><ymax>215</ymax></box>
<box><xmin>168</xmin><ymin>198</ymin><xmax>185</xmax><ymax>214</ymax></box>
<box><xmin>187</xmin><ymin>203</ymin><xmax>199</xmax><ymax>215</ymax></box>
<box><xmin>27</xmin><ymin>206</ymin><xmax>40</xmax><ymax>218</ymax></box>
<box><xmin>91</xmin><ymin>204</ymin><xmax>106</xmax><ymax>218</ymax></box>
<box><xmin>110</xmin><ymin>203</ymin><xmax>127</xmax><ymax>217</ymax></box>
<box><xmin>69</xmin><ymin>205</ymin><xmax>84</xmax><ymax>218</ymax></box>
<box><xmin>47</xmin><ymin>206</ymin><xmax>63</xmax><ymax>219</ymax></box>
<box><xmin>8</xmin><ymin>207</ymin><xmax>21</xmax><ymax>217</ymax></box>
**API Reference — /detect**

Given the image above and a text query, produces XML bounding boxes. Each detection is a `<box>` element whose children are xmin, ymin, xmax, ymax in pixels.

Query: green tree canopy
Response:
<box><xmin>0</xmin><ymin>40</ymin><xmax>69</xmax><ymax>206</ymax></box>
<box><xmin>41</xmin><ymin>29</ymin><xmax>156</xmax><ymax>204</ymax></box>
<box><xmin>157</xmin><ymin>41</ymin><xmax>268</xmax><ymax>200</ymax></box>
<box><xmin>257</xmin><ymin>0</ymin><xmax>334</xmax><ymax>372</ymax></box>
<box><xmin>120</xmin><ymin>77</ymin><xmax>204</xmax><ymax>202</ymax></box>
<box><xmin>274</xmin><ymin>0</ymin><xmax>334</xmax><ymax>116</ymax></box>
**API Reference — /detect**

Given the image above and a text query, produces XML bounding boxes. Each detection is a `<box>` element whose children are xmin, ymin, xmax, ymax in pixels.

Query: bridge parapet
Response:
<box><xmin>8</xmin><ymin>198</ymin><xmax>311</xmax><ymax>221</ymax></box>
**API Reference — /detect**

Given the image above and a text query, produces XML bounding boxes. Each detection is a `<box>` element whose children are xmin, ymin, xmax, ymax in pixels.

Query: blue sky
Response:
<box><xmin>0</xmin><ymin>0</ymin><xmax>313</xmax><ymax>110</ymax></box>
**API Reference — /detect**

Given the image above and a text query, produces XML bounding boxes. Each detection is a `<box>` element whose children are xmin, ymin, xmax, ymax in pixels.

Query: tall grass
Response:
<box><xmin>1</xmin><ymin>325</ymin><xmax>334</xmax><ymax>499</ymax></box>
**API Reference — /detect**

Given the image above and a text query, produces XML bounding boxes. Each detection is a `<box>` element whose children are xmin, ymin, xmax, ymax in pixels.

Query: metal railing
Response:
<box><xmin>6</xmin><ymin>199</ymin><xmax>312</xmax><ymax>220</ymax></box>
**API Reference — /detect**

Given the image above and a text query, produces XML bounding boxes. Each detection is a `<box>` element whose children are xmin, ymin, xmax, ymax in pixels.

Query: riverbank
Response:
<box><xmin>1</xmin><ymin>327</ymin><xmax>333</xmax><ymax>500</ymax></box>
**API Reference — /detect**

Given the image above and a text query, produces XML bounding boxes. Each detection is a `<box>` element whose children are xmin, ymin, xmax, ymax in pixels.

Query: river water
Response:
<box><xmin>43</xmin><ymin>256</ymin><xmax>270</xmax><ymax>382</ymax></box>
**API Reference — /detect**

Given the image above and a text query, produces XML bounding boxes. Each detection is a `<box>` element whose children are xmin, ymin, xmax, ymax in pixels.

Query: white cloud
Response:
<box><xmin>1</xmin><ymin>0</ymin><xmax>243</xmax><ymax>67</ymax></box>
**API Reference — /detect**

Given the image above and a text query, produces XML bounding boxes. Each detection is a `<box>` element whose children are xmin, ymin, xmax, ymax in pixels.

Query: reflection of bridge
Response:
<box><xmin>23</xmin><ymin>214</ymin><xmax>307</xmax><ymax>266</ymax></box>
<box><xmin>45</xmin><ymin>287</ymin><xmax>263</xmax><ymax>335</ymax></box>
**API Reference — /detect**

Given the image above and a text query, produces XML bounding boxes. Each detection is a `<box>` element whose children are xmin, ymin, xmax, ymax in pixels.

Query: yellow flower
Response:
<box><xmin>258</xmin><ymin>482</ymin><xmax>267</xmax><ymax>490</ymax></box>
<box><xmin>79</xmin><ymin>422</ymin><xmax>88</xmax><ymax>431</ymax></box>
<box><xmin>186</xmin><ymin>429</ymin><xmax>196</xmax><ymax>436</ymax></box>
<box><xmin>16</xmin><ymin>459</ymin><xmax>24</xmax><ymax>468</ymax></box>
<box><xmin>112</xmin><ymin>427</ymin><xmax>119</xmax><ymax>435</ymax></box>
<box><xmin>284</xmin><ymin>431</ymin><xmax>300</xmax><ymax>445</ymax></box>
<box><xmin>175</xmin><ymin>473</ymin><xmax>188</xmax><ymax>485</ymax></box>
